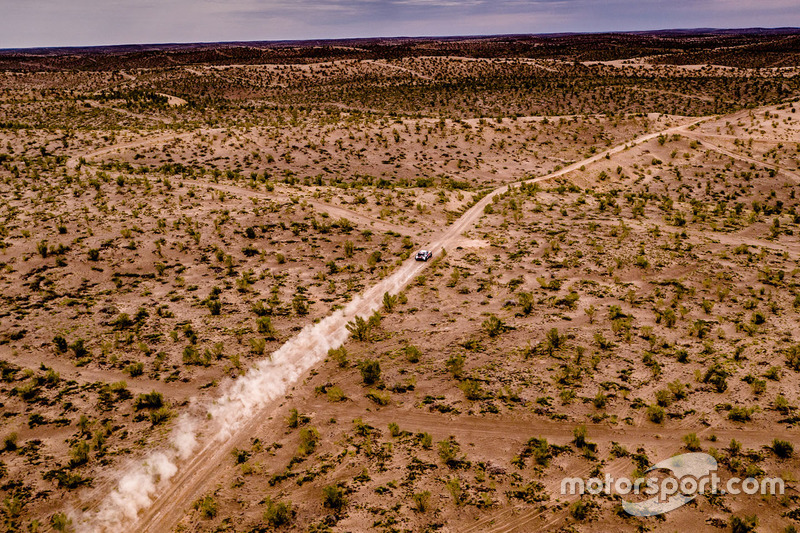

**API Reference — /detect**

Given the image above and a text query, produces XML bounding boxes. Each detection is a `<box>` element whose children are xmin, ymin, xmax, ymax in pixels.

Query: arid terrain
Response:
<box><xmin>1</xmin><ymin>30</ymin><xmax>800</xmax><ymax>533</ymax></box>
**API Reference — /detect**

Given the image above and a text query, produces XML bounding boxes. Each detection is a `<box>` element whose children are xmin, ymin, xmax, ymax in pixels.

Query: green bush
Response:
<box><xmin>207</xmin><ymin>299</ymin><xmax>222</xmax><ymax>315</ymax></box>
<box><xmin>727</xmin><ymin>406</ymin><xmax>754</xmax><ymax>422</ymax></box>
<box><xmin>359</xmin><ymin>360</ymin><xmax>381</xmax><ymax>385</ymax></box>
<box><xmin>647</xmin><ymin>405</ymin><xmax>665</xmax><ymax>424</ymax></box>
<box><xmin>3</xmin><ymin>432</ymin><xmax>18</xmax><ymax>452</ymax></box>
<box><xmin>50</xmin><ymin>512</ymin><xmax>73</xmax><ymax>532</ymax></box>
<box><xmin>193</xmin><ymin>495</ymin><xmax>217</xmax><ymax>519</ymax></box>
<box><xmin>772</xmin><ymin>439</ymin><xmax>793</xmax><ymax>458</ymax></box>
<box><xmin>412</xmin><ymin>491</ymin><xmax>431</xmax><ymax>513</ymax></box>
<box><xmin>482</xmin><ymin>314</ymin><xmax>510</xmax><ymax>337</ymax></box>
<box><xmin>328</xmin><ymin>346</ymin><xmax>348</xmax><ymax>367</ymax></box>
<box><xmin>53</xmin><ymin>335</ymin><xmax>68</xmax><ymax>354</ymax></box>
<box><xmin>404</xmin><ymin>345</ymin><xmax>421</xmax><ymax>363</ymax></box>
<box><xmin>297</xmin><ymin>427</ymin><xmax>319</xmax><ymax>456</ymax></box>
<box><xmin>570</xmin><ymin>500</ymin><xmax>591</xmax><ymax>520</ymax></box>
<box><xmin>366</xmin><ymin>389</ymin><xmax>390</xmax><ymax>405</ymax></box>
<box><xmin>286</xmin><ymin>408</ymin><xmax>309</xmax><ymax>428</ymax></box>
<box><xmin>263</xmin><ymin>497</ymin><xmax>293</xmax><ymax>527</ymax></box>
<box><xmin>133</xmin><ymin>391</ymin><xmax>164</xmax><ymax>411</ymax></box>
<box><xmin>438</xmin><ymin>437</ymin><xmax>465</xmax><ymax>468</ymax></box>
<box><xmin>730</xmin><ymin>514</ymin><xmax>758</xmax><ymax>533</ymax></box>
<box><xmin>683</xmin><ymin>433</ymin><xmax>701</xmax><ymax>451</ymax></box>
<box><xmin>256</xmin><ymin>316</ymin><xmax>278</xmax><ymax>340</ymax></box>
<box><xmin>382</xmin><ymin>292</ymin><xmax>398</xmax><ymax>312</ymax></box>
<box><xmin>445</xmin><ymin>353</ymin><xmax>465</xmax><ymax>379</ymax></box>
<box><xmin>150</xmin><ymin>407</ymin><xmax>172</xmax><ymax>426</ymax></box>
<box><xmin>322</xmin><ymin>485</ymin><xmax>347</xmax><ymax>511</ymax></box>
<box><xmin>459</xmin><ymin>379</ymin><xmax>483</xmax><ymax>400</ymax></box>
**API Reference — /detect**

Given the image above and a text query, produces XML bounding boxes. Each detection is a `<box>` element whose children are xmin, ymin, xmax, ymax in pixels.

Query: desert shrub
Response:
<box><xmin>231</xmin><ymin>447</ymin><xmax>250</xmax><ymax>464</ymax></box>
<box><xmin>517</xmin><ymin>437</ymin><xmax>551</xmax><ymax>467</ymax></box>
<box><xmin>728</xmin><ymin>406</ymin><xmax>754</xmax><ymax>422</ymax></box>
<box><xmin>572</xmin><ymin>424</ymin><xmax>593</xmax><ymax>450</ymax></box>
<box><xmin>53</xmin><ymin>335</ymin><xmax>68</xmax><ymax>353</ymax></box>
<box><xmin>445</xmin><ymin>353</ymin><xmax>465</xmax><ymax>379</ymax></box>
<box><xmin>775</xmin><ymin>395</ymin><xmax>792</xmax><ymax>414</ymax></box>
<box><xmin>182</xmin><ymin>345</ymin><xmax>209</xmax><ymax>366</ymax></box>
<box><xmin>328</xmin><ymin>346</ymin><xmax>348</xmax><ymax>367</ymax></box>
<box><xmin>420</xmin><ymin>432</ymin><xmax>433</xmax><ymax>449</ymax></box>
<box><xmin>507</xmin><ymin>481</ymin><xmax>548</xmax><ymax>503</ymax></box>
<box><xmin>326</xmin><ymin>385</ymin><xmax>346</xmax><ymax>402</ymax></box>
<box><xmin>297</xmin><ymin>427</ymin><xmax>319</xmax><ymax>456</ymax></box>
<box><xmin>257</xmin><ymin>316</ymin><xmax>278</xmax><ymax>340</ymax></box>
<box><xmin>438</xmin><ymin>437</ymin><xmax>465</xmax><ymax>468</ymax></box>
<box><xmin>518</xmin><ymin>292</ymin><xmax>535</xmax><ymax>315</ymax></box>
<box><xmin>482</xmin><ymin>314</ymin><xmax>510</xmax><ymax>337</ymax></box>
<box><xmin>366</xmin><ymin>389</ymin><xmax>390</xmax><ymax>405</ymax></box>
<box><xmin>544</xmin><ymin>328</ymin><xmax>565</xmax><ymax>353</ymax></box>
<box><xmin>772</xmin><ymin>439</ymin><xmax>793</xmax><ymax>458</ymax></box>
<box><xmin>359</xmin><ymin>360</ymin><xmax>381</xmax><ymax>385</ymax></box>
<box><xmin>647</xmin><ymin>405</ymin><xmax>665</xmax><ymax>424</ymax></box>
<box><xmin>703</xmin><ymin>364</ymin><xmax>729</xmax><ymax>393</ymax></box>
<box><xmin>68</xmin><ymin>441</ymin><xmax>90</xmax><ymax>468</ymax></box>
<box><xmin>322</xmin><ymin>485</ymin><xmax>347</xmax><ymax>511</ymax></box>
<box><xmin>730</xmin><ymin>515</ymin><xmax>758</xmax><ymax>533</ymax></box>
<box><xmin>593</xmin><ymin>392</ymin><xmax>607</xmax><ymax>409</ymax></box>
<box><xmin>207</xmin><ymin>299</ymin><xmax>222</xmax><ymax>315</ymax></box>
<box><xmin>251</xmin><ymin>300</ymin><xmax>270</xmax><ymax>316</ymax></box>
<box><xmin>263</xmin><ymin>497</ymin><xmax>293</xmax><ymax>527</ymax></box>
<box><xmin>69</xmin><ymin>339</ymin><xmax>88</xmax><ymax>358</ymax></box>
<box><xmin>459</xmin><ymin>379</ymin><xmax>484</xmax><ymax>400</ymax></box>
<box><xmin>133</xmin><ymin>391</ymin><xmax>164</xmax><ymax>411</ymax></box>
<box><xmin>347</xmin><ymin>314</ymin><xmax>380</xmax><ymax>342</ymax></box>
<box><xmin>786</xmin><ymin>344</ymin><xmax>800</xmax><ymax>371</ymax></box>
<box><xmin>87</xmin><ymin>248</ymin><xmax>100</xmax><ymax>261</ymax></box>
<box><xmin>656</xmin><ymin>307</ymin><xmax>677</xmax><ymax>327</ymax></box>
<box><xmin>3</xmin><ymin>432</ymin><xmax>18</xmax><ymax>452</ymax></box>
<box><xmin>286</xmin><ymin>408</ymin><xmax>309</xmax><ymax>428</ymax></box>
<box><xmin>668</xmin><ymin>380</ymin><xmax>688</xmax><ymax>400</ymax></box>
<box><xmin>382</xmin><ymin>292</ymin><xmax>398</xmax><ymax>312</ymax></box>
<box><xmin>250</xmin><ymin>337</ymin><xmax>266</xmax><ymax>355</ymax></box>
<box><xmin>412</xmin><ymin>491</ymin><xmax>431</xmax><ymax>513</ymax></box>
<box><xmin>111</xmin><ymin>313</ymin><xmax>134</xmax><ymax>330</ymax></box>
<box><xmin>683</xmin><ymin>433</ymin><xmax>701</xmax><ymax>451</ymax></box>
<box><xmin>594</xmin><ymin>332</ymin><xmax>614</xmax><ymax>350</ymax></box>
<box><xmin>446</xmin><ymin>478</ymin><xmax>464</xmax><ymax>505</ymax></box>
<box><xmin>292</xmin><ymin>292</ymin><xmax>308</xmax><ymax>315</ymax></box>
<box><xmin>50</xmin><ymin>512</ymin><xmax>73</xmax><ymax>532</ymax></box>
<box><xmin>193</xmin><ymin>495</ymin><xmax>217</xmax><ymax>519</ymax></box>
<box><xmin>655</xmin><ymin>389</ymin><xmax>672</xmax><ymax>407</ymax></box>
<box><xmin>150</xmin><ymin>407</ymin><xmax>172</xmax><ymax>426</ymax></box>
<box><xmin>124</xmin><ymin>362</ymin><xmax>144</xmax><ymax>377</ymax></box>
<box><xmin>570</xmin><ymin>500</ymin><xmax>592</xmax><ymax>520</ymax></box>
<box><xmin>404</xmin><ymin>344</ymin><xmax>421</xmax><ymax>363</ymax></box>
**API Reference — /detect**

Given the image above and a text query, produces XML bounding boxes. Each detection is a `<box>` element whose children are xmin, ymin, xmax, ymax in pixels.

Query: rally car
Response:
<box><xmin>415</xmin><ymin>250</ymin><xmax>433</xmax><ymax>261</ymax></box>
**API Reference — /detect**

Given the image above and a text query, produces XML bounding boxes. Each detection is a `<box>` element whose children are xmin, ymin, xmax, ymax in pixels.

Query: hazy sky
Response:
<box><xmin>2</xmin><ymin>0</ymin><xmax>800</xmax><ymax>49</ymax></box>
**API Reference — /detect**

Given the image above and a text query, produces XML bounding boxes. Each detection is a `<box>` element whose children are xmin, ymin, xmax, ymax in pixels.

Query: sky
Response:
<box><xmin>2</xmin><ymin>0</ymin><xmax>800</xmax><ymax>49</ymax></box>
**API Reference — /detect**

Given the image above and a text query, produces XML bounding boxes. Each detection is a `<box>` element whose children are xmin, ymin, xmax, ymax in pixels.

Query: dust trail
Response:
<box><xmin>78</xmin><ymin>248</ymin><xmax>430</xmax><ymax>532</ymax></box>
